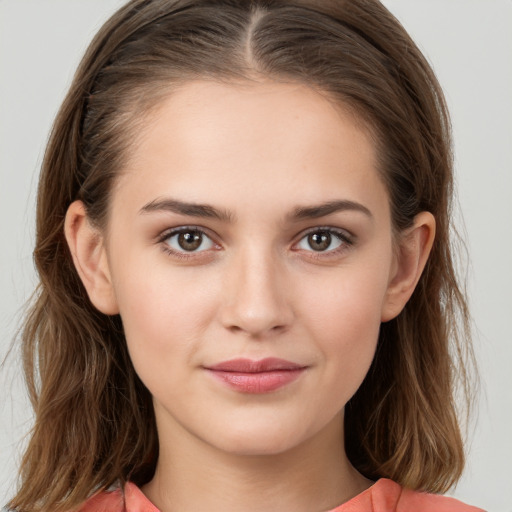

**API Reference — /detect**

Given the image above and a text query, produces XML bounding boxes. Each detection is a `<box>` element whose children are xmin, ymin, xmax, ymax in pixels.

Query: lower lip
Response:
<box><xmin>206</xmin><ymin>369</ymin><xmax>305</xmax><ymax>393</ymax></box>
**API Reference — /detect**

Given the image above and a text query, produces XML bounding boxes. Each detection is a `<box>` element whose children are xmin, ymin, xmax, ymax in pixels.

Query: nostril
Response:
<box><xmin>224</xmin><ymin>322</ymin><xmax>289</xmax><ymax>338</ymax></box>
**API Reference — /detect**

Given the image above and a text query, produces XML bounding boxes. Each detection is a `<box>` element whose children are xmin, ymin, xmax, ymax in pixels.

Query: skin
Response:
<box><xmin>65</xmin><ymin>80</ymin><xmax>435</xmax><ymax>512</ymax></box>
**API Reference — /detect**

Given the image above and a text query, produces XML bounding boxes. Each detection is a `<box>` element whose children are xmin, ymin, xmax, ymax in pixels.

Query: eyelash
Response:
<box><xmin>156</xmin><ymin>226</ymin><xmax>354</xmax><ymax>261</ymax></box>
<box><xmin>295</xmin><ymin>227</ymin><xmax>354</xmax><ymax>260</ymax></box>
<box><xmin>157</xmin><ymin>226</ymin><xmax>219</xmax><ymax>261</ymax></box>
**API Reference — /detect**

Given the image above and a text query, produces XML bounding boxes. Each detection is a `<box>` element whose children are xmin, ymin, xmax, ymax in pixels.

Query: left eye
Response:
<box><xmin>296</xmin><ymin>229</ymin><xmax>346</xmax><ymax>252</ymax></box>
<box><xmin>163</xmin><ymin>228</ymin><xmax>215</xmax><ymax>252</ymax></box>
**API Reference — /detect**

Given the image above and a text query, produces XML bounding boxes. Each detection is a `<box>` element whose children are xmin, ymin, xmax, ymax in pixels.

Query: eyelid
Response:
<box><xmin>296</xmin><ymin>225</ymin><xmax>354</xmax><ymax>242</ymax></box>
<box><xmin>292</xmin><ymin>226</ymin><xmax>355</xmax><ymax>255</ymax></box>
<box><xmin>157</xmin><ymin>225</ymin><xmax>221</xmax><ymax>258</ymax></box>
<box><xmin>158</xmin><ymin>225</ymin><xmax>208</xmax><ymax>241</ymax></box>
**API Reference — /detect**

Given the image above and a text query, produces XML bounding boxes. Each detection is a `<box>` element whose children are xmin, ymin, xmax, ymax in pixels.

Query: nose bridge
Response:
<box><xmin>220</xmin><ymin>242</ymin><xmax>292</xmax><ymax>336</ymax></box>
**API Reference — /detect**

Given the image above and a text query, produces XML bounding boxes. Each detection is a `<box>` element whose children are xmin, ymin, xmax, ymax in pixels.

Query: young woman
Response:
<box><xmin>6</xmin><ymin>1</ymin><xmax>482</xmax><ymax>511</ymax></box>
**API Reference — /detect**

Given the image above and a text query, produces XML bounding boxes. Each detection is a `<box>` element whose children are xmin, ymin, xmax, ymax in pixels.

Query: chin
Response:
<box><xmin>216</xmin><ymin>437</ymin><xmax>301</xmax><ymax>457</ymax></box>
<box><xmin>202</xmin><ymin>419</ymin><xmax>316</xmax><ymax>457</ymax></box>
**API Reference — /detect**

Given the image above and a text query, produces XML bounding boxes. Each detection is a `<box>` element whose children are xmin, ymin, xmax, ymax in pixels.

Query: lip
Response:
<box><xmin>204</xmin><ymin>358</ymin><xmax>307</xmax><ymax>394</ymax></box>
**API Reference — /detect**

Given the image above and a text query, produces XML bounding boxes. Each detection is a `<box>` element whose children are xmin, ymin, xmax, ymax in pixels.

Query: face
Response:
<box><xmin>101</xmin><ymin>80</ymin><xmax>398</xmax><ymax>456</ymax></box>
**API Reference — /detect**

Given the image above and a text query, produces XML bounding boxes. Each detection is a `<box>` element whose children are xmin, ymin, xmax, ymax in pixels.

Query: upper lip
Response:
<box><xmin>205</xmin><ymin>358</ymin><xmax>305</xmax><ymax>373</ymax></box>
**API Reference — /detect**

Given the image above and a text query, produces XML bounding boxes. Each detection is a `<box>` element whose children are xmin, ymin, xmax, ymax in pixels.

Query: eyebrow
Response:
<box><xmin>140</xmin><ymin>198</ymin><xmax>235</xmax><ymax>222</ymax></box>
<box><xmin>139</xmin><ymin>198</ymin><xmax>372</xmax><ymax>222</ymax></box>
<box><xmin>288</xmin><ymin>200</ymin><xmax>372</xmax><ymax>221</ymax></box>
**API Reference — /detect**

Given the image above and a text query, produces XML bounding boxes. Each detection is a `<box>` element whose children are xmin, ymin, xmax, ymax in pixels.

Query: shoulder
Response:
<box><xmin>333</xmin><ymin>479</ymin><xmax>485</xmax><ymax>512</ymax></box>
<box><xmin>1</xmin><ymin>490</ymin><xmax>126</xmax><ymax>512</ymax></box>
<box><xmin>78</xmin><ymin>482</ymin><xmax>160</xmax><ymax>512</ymax></box>
<box><xmin>77</xmin><ymin>485</ymin><xmax>124</xmax><ymax>512</ymax></box>
<box><xmin>398</xmin><ymin>486</ymin><xmax>485</xmax><ymax>512</ymax></box>
<box><xmin>375</xmin><ymin>479</ymin><xmax>485</xmax><ymax>512</ymax></box>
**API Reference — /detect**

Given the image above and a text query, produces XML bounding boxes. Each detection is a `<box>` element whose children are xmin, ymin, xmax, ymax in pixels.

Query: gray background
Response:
<box><xmin>1</xmin><ymin>1</ymin><xmax>511</xmax><ymax>510</ymax></box>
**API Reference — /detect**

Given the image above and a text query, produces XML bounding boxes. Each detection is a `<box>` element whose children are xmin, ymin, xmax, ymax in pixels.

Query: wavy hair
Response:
<box><xmin>9</xmin><ymin>1</ymin><xmax>475</xmax><ymax>510</ymax></box>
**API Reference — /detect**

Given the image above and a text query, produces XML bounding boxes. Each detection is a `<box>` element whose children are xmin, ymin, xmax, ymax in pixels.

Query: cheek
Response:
<box><xmin>296</xmin><ymin>263</ymin><xmax>390</xmax><ymax>390</ymax></box>
<box><xmin>299</xmin><ymin>260</ymin><xmax>389</xmax><ymax>334</ymax></box>
<box><xmin>111</xmin><ymin>258</ymin><xmax>219</xmax><ymax>366</ymax></box>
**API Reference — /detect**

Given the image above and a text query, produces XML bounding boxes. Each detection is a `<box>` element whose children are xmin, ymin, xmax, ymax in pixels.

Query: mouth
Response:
<box><xmin>203</xmin><ymin>358</ymin><xmax>308</xmax><ymax>393</ymax></box>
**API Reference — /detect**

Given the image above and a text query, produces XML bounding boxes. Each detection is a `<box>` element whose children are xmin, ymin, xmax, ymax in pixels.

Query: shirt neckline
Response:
<box><xmin>123</xmin><ymin>478</ymin><xmax>391</xmax><ymax>511</ymax></box>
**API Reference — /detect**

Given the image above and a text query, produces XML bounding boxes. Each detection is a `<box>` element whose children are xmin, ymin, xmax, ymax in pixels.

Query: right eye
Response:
<box><xmin>292</xmin><ymin>226</ymin><xmax>354</xmax><ymax>259</ymax></box>
<box><xmin>161</xmin><ymin>227</ymin><xmax>216</xmax><ymax>254</ymax></box>
<box><xmin>295</xmin><ymin>229</ymin><xmax>346</xmax><ymax>253</ymax></box>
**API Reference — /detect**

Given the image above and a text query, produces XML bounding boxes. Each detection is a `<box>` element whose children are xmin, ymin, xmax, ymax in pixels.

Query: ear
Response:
<box><xmin>64</xmin><ymin>200</ymin><xmax>119</xmax><ymax>315</ymax></box>
<box><xmin>381</xmin><ymin>211</ymin><xmax>436</xmax><ymax>322</ymax></box>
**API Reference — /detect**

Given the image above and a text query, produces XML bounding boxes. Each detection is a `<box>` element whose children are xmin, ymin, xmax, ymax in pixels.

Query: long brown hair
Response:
<box><xmin>9</xmin><ymin>1</ymin><xmax>475</xmax><ymax>510</ymax></box>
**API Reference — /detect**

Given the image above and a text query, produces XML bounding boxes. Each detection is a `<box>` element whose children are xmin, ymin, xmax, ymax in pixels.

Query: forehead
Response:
<box><xmin>114</xmin><ymin>79</ymin><xmax>388</xmax><ymax>220</ymax></box>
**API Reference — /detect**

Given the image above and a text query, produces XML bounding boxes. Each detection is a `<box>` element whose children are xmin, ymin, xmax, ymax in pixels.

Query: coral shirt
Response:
<box><xmin>79</xmin><ymin>478</ymin><xmax>485</xmax><ymax>511</ymax></box>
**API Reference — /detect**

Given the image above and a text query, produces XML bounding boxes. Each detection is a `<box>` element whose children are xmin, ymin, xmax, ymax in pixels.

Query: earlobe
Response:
<box><xmin>381</xmin><ymin>211</ymin><xmax>436</xmax><ymax>322</ymax></box>
<box><xmin>64</xmin><ymin>200</ymin><xmax>119</xmax><ymax>315</ymax></box>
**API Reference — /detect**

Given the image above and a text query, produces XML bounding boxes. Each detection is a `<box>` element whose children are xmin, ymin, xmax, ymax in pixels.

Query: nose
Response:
<box><xmin>219</xmin><ymin>246</ymin><xmax>294</xmax><ymax>338</ymax></box>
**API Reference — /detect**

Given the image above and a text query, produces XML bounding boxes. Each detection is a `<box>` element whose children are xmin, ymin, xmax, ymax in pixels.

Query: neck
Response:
<box><xmin>142</xmin><ymin>414</ymin><xmax>372</xmax><ymax>512</ymax></box>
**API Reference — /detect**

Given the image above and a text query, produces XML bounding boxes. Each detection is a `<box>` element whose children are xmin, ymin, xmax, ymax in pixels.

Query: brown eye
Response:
<box><xmin>307</xmin><ymin>231</ymin><xmax>332</xmax><ymax>251</ymax></box>
<box><xmin>178</xmin><ymin>231</ymin><xmax>203</xmax><ymax>251</ymax></box>
<box><xmin>163</xmin><ymin>228</ymin><xmax>215</xmax><ymax>253</ymax></box>
<box><xmin>296</xmin><ymin>228</ymin><xmax>348</xmax><ymax>254</ymax></box>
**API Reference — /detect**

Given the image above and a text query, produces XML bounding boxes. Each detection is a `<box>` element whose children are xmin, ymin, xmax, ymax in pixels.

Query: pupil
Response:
<box><xmin>309</xmin><ymin>232</ymin><xmax>331</xmax><ymax>251</ymax></box>
<box><xmin>178</xmin><ymin>231</ymin><xmax>202</xmax><ymax>251</ymax></box>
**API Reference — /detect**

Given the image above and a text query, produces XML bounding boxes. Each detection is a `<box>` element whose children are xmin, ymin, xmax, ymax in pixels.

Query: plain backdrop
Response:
<box><xmin>1</xmin><ymin>1</ymin><xmax>511</xmax><ymax>510</ymax></box>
